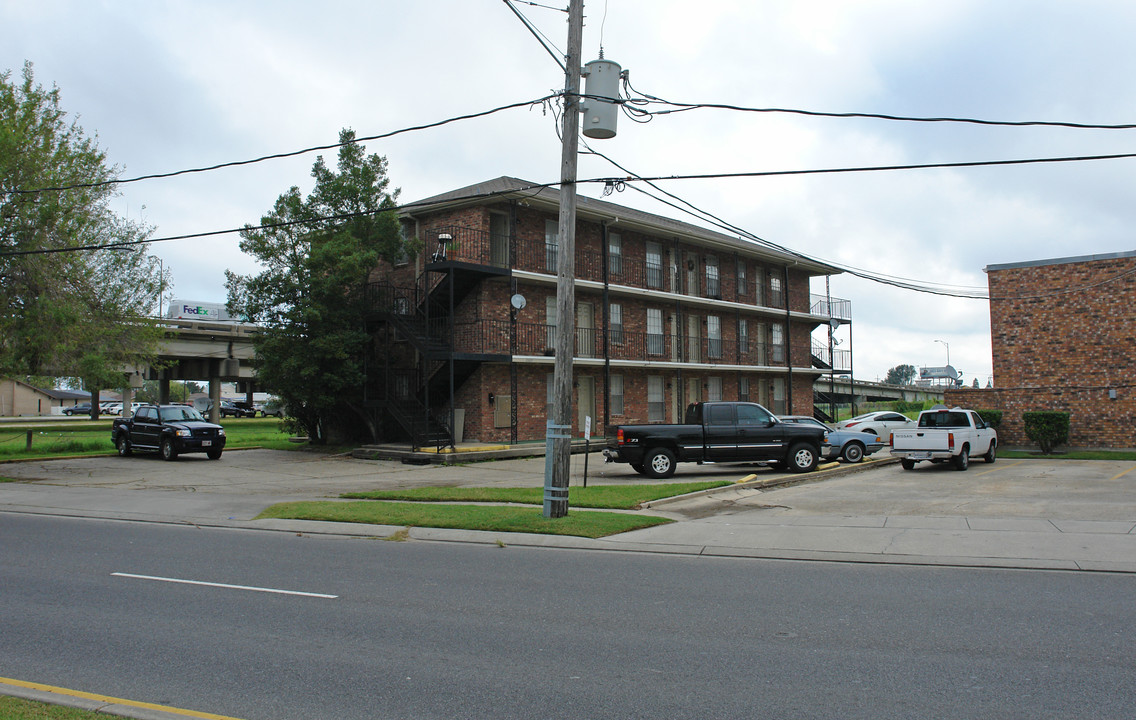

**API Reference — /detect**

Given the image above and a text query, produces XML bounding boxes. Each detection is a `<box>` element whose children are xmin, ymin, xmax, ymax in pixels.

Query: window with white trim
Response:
<box><xmin>610</xmin><ymin>374</ymin><xmax>624</xmax><ymax>415</ymax></box>
<box><xmin>647</xmin><ymin>376</ymin><xmax>665</xmax><ymax>423</ymax></box>
<box><xmin>647</xmin><ymin>307</ymin><xmax>664</xmax><ymax>355</ymax></box>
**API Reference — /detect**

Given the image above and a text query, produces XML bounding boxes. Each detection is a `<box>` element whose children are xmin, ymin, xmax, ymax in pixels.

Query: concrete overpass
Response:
<box><xmin>119</xmin><ymin>319</ymin><xmax>260</xmax><ymax>423</ymax></box>
<box><xmin>814</xmin><ymin>376</ymin><xmax>945</xmax><ymax>418</ymax></box>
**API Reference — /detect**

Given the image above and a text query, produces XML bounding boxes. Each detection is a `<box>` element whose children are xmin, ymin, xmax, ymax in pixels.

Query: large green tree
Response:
<box><xmin>884</xmin><ymin>363</ymin><xmax>917</xmax><ymax>386</ymax></box>
<box><xmin>226</xmin><ymin>129</ymin><xmax>408</xmax><ymax>443</ymax></box>
<box><xmin>0</xmin><ymin>62</ymin><xmax>164</xmax><ymax>406</ymax></box>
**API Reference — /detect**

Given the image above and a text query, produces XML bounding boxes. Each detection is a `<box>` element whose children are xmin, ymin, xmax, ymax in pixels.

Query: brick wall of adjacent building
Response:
<box><xmin>947</xmin><ymin>252</ymin><xmax>1136</xmax><ymax>449</ymax></box>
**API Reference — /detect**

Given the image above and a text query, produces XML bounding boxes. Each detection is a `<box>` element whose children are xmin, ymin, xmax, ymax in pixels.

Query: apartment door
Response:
<box><xmin>577</xmin><ymin>376</ymin><xmax>595</xmax><ymax>435</ymax></box>
<box><xmin>686</xmin><ymin>314</ymin><xmax>700</xmax><ymax>363</ymax></box>
<box><xmin>489</xmin><ymin>212</ymin><xmax>509</xmax><ymax>267</ymax></box>
<box><xmin>576</xmin><ymin>302</ymin><xmax>595</xmax><ymax>357</ymax></box>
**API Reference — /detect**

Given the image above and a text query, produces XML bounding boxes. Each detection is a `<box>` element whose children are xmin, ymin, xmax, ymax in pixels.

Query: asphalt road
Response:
<box><xmin>3</xmin><ymin>512</ymin><xmax>1133</xmax><ymax>720</ymax></box>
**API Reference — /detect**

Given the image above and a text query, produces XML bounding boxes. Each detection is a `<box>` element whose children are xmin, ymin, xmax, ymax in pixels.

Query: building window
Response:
<box><xmin>705</xmin><ymin>255</ymin><xmax>720</xmax><ymax>298</ymax></box>
<box><xmin>646</xmin><ymin>241</ymin><xmax>663</xmax><ymax>289</ymax></box>
<box><xmin>770</xmin><ymin>275</ymin><xmax>784</xmax><ymax>308</ymax></box>
<box><xmin>739</xmin><ymin>376</ymin><xmax>750</xmax><ymax>402</ymax></box>
<box><xmin>609</xmin><ymin>302</ymin><xmax>623</xmax><ymax>344</ymax></box>
<box><xmin>608</xmin><ymin>232</ymin><xmax>622</xmax><ymax>275</ymax></box>
<box><xmin>737</xmin><ymin>258</ymin><xmax>747</xmax><ymax>297</ymax></box>
<box><xmin>738</xmin><ymin>318</ymin><xmax>749</xmax><ymax>354</ymax></box>
<box><xmin>647</xmin><ymin>376</ymin><xmax>665</xmax><ymax>423</ymax></box>
<box><xmin>544</xmin><ymin>219</ymin><xmax>559</xmax><ymax>272</ymax></box>
<box><xmin>610</xmin><ymin>374</ymin><xmax>624</xmax><ymax>415</ymax></box>
<box><xmin>707</xmin><ymin>315</ymin><xmax>722</xmax><ymax>359</ymax></box>
<box><xmin>707</xmin><ymin>376</ymin><xmax>723</xmax><ymax>402</ymax></box>
<box><xmin>647</xmin><ymin>308</ymin><xmax>664</xmax><ymax>355</ymax></box>
<box><xmin>771</xmin><ymin>322</ymin><xmax>785</xmax><ymax>363</ymax></box>
<box><xmin>545</xmin><ymin>296</ymin><xmax>557</xmax><ymax>350</ymax></box>
<box><xmin>395</xmin><ymin>225</ymin><xmax>411</xmax><ymax>266</ymax></box>
<box><xmin>754</xmin><ymin>267</ymin><xmax>765</xmax><ymax>306</ymax></box>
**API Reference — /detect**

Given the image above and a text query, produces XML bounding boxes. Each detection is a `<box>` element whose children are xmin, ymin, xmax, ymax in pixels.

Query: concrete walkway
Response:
<box><xmin>1</xmin><ymin>449</ymin><xmax>1134</xmax><ymax>573</ymax></box>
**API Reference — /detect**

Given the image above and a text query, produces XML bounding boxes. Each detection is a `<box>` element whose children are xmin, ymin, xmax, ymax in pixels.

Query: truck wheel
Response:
<box><xmin>160</xmin><ymin>437</ymin><xmax>179</xmax><ymax>461</ymax></box>
<box><xmin>954</xmin><ymin>446</ymin><xmax>969</xmax><ymax>471</ymax></box>
<box><xmin>984</xmin><ymin>441</ymin><xmax>997</xmax><ymax>463</ymax></box>
<box><xmin>115</xmin><ymin>434</ymin><xmax>132</xmax><ymax>457</ymax></box>
<box><xmin>841</xmin><ymin>441</ymin><xmax>865</xmax><ymax>463</ymax></box>
<box><xmin>901</xmin><ymin>458</ymin><xmax>916</xmax><ymax>471</ymax></box>
<box><xmin>643</xmin><ymin>448</ymin><xmax>676</xmax><ymax>479</ymax></box>
<box><xmin>787</xmin><ymin>443</ymin><xmax>818</xmax><ymax>473</ymax></box>
<box><xmin>207</xmin><ymin>449</ymin><xmax>223</xmax><ymax>460</ymax></box>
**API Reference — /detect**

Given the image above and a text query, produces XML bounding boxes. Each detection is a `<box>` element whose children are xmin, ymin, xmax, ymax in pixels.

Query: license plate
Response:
<box><xmin>202</xmin><ymin>440</ymin><xmax>212</xmax><ymax>447</ymax></box>
<box><xmin>911</xmin><ymin>452</ymin><xmax>930</xmax><ymax>460</ymax></box>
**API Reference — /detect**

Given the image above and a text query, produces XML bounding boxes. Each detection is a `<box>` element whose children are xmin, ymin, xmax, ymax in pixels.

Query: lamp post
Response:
<box><xmin>935</xmin><ymin>339</ymin><xmax>950</xmax><ymax>366</ymax></box>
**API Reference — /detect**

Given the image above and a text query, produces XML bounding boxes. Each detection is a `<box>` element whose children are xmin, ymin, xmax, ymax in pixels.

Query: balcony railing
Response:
<box><xmin>513</xmin><ymin>322</ymin><xmax>784</xmax><ymax>366</ymax></box>
<box><xmin>425</xmin><ymin>225</ymin><xmax>509</xmax><ymax>268</ymax></box>
<box><xmin>810</xmin><ymin>294</ymin><xmax>852</xmax><ymax>321</ymax></box>
<box><xmin>811</xmin><ymin>340</ymin><xmax>852</xmax><ymax>372</ymax></box>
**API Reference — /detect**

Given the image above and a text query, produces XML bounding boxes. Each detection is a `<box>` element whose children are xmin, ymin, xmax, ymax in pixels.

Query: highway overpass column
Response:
<box><xmin>208</xmin><ymin>377</ymin><xmax>221</xmax><ymax>424</ymax></box>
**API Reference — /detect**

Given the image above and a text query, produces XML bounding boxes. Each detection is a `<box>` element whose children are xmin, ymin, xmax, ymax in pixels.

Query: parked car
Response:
<box><xmin>233</xmin><ymin>401</ymin><xmax>258</xmax><ymax>417</ymax></box>
<box><xmin>112</xmin><ymin>403</ymin><xmax>226</xmax><ymax>461</ymax></box>
<box><xmin>219</xmin><ymin>401</ymin><xmax>256</xmax><ymax>418</ymax></box>
<box><xmin>604</xmin><ymin>401</ymin><xmax>825</xmax><ymax>478</ymax></box>
<box><xmin>891</xmin><ymin>406</ymin><xmax>997</xmax><ymax>471</ymax></box>
<box><xmin>777</xmin><ymin>416</ymin><xmax>886</xmax><ymax>463</ymax></box>
<box><xmin>103</xmin><ymin>403</ymin><xmax>122</xmax><ymax>416</ymax></box>
<box><xmin>63</xmin><ymin>403</ymin><xmax>92</xmax><ymax>416</ymax></box>
<box><xmin>834</xmin><ymin>411</ymin><xmax>916</xmax><ymax>440</ymax></box>
<box><xmin>260</xmin><ymin>399</ymin><xmax>285</xmax><ymax>418</ymax></box>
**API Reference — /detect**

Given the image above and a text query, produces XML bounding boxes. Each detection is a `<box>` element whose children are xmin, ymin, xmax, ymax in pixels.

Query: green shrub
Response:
<box><xmin>1022</xmin><ymin>411</ymin><xmax>1070</xmax><ymax>454</ymax></box>
<box><xmin>976</xmin><ymin>409</ymin><xmax>1003</xmax><ymax>428</ymax></box>
<box><xmin>895</xmin><ymin>400</ymin><xmax>926</xmax><ymax>415</ymax></box>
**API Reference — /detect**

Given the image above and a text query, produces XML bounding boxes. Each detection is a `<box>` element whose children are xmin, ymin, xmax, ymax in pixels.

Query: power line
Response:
<box><xmin>502</xmin><ymin>0</ymin><xmax>566</xmax><ymax>72</ymax></box>
<box><xmin>0</xmin><ymin>181</ymin><xmax>563</xmax><ymax>258</ymax></box>
<box><xmin>621</xmin><ymin>77</ymin><xmax>1136</xmax><ymax>130</ymax></box>
<box><xmin>580</xmin><ymin>144</ymin><xmax>990</xmax><ymax>298</ymax></box>
<box><xmin>3</xmin><ymin>94</ymin><xmax>560</xmax><ymax>197</ymax></box>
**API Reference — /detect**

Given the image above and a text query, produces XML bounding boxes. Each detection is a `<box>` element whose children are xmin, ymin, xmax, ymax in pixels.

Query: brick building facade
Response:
<box><xmin>948</xmin><ymin>251</ymin><xmax>1136</xmax><ymax>448</ymax></box>
<box><xmin>366</xmin><ymin>177</ymin><xmax>848</xmax><ymax>446</ymax></box>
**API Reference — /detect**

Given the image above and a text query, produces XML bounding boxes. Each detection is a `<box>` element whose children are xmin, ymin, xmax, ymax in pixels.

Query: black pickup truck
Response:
<box><xmin>112</xmin><ymin>404</ymin><xmax>226</xmax><ymax>461</ymax></box>
<box><xmin>603</xmin><ymin>401</ymin><xmax>825</xmax><ymax>478</ymax></box>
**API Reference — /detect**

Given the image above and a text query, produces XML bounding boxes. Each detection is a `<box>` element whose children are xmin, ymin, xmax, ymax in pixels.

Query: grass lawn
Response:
<box><xmin>0</xmin><ymin>696</ymin><xmax>104</xmax><ymax>719</ymax></box>
<box><xmin>0</xmin><ymin>417</ymin><xmax>307</xmax><ymax>461</ymax></box>
<box><xmin>1000</xmin><ymin>449</ymin><xmax>1136</xmax><ymax>461</ymax></box>
<box><xmin>341</xmin><ymin>481</ymin><xmax>732</xmax><ymax>509</ymax></box>
<box><xmin>257</xmin><ymin>500</ymin><xmax>674</xmax><ymax>538</ymax></box>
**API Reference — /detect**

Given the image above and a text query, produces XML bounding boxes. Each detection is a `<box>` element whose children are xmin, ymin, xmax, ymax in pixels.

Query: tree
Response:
<box><xmin>0</xmin><ymin>62</ymin><xmax>164</xmax><ymax>410</ymax></box>
<box><xmin>226</xmin><ymin>129</ymin><xmax>410</xmax><ymax>444</ymax></box>
<box><xmin>884</xmin><ymin>364</ymin><xmax>917</xmax><ymax>386</ymax></box>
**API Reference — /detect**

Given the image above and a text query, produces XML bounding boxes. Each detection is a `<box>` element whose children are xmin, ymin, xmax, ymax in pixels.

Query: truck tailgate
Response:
<box><xmin>891</xmin><ymin>429</ymin><xmax>952</xmax><ymax>452</ymax></box>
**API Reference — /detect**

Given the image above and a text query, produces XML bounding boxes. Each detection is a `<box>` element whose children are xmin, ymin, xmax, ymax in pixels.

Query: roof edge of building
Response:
<box><xmin>986</xmin><ymin>249</ymin><xmax>1136</xmax><ymax>273</ymax></box>
<box><xmin>401</xmin><ymin>176</ymin><xmax>840</xmax><ymax>276</ymax></box>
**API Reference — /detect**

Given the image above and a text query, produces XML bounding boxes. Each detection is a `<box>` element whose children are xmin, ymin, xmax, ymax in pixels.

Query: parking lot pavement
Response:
<box><xmin>2</xmin><ymin>450</ymin><xmax>1134</xmax><ymax>572</ymax></box>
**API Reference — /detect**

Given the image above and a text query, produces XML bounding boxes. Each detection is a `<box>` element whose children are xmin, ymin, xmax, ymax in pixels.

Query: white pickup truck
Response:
<box><xmin>890</xmin><ymin>406</ymin><xmax>997</xmax><ymax>471</ymax></box>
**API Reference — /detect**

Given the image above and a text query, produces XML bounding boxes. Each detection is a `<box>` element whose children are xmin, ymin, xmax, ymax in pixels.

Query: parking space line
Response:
<box><xmin>0</xmin><ymin>675</ymin><xmax>245</xmax><ymax>719</ymax></box>
<box><xmin>1110</xmin><ymin>465</ymin><xmax>1136</xmax><ymax>481</ymax></box>
<box><xmin>974</xmin><ymin>460</ymin><xmax>1025</xmax><ymax>476</ymax></box>
<box><xmin>112</xmin><ymin>572</ymin><xmax>337</xmax><ymax>599</ymax></box>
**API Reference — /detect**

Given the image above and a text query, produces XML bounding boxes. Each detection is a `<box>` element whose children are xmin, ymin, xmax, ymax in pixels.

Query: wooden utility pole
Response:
<box><xmin>545</xmin><ymin>0</ymin><xmax>585</xmax><ymax>518</ymax></box>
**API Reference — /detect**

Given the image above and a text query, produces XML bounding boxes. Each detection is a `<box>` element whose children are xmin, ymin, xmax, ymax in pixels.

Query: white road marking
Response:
<box><xmin>112</xmin><ymin>572</ymin><xmax>338</xmax><ymax>599</ymax></box>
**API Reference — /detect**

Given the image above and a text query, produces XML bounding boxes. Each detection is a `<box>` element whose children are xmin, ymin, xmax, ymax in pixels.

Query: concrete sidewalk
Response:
<box><xmin>1</xmin><ymin>450</ymin><xmax>1134</xmax><ymax>573</ymax></box>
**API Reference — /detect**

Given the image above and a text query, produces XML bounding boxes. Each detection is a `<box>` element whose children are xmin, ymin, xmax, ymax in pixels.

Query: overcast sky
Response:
<box><xmin>5</xmin><ymin>0</ymin><xmax>1136</xmax><ymax>385</ymax></box>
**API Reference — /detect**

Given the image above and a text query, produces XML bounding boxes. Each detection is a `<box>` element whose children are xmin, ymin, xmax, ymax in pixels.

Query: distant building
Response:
<box><xmin>0</xmin><ymin>379</ymin><xmax>88</xmax><ymax>416</ymax></box>
<box><xmin>949</xmin><ymin>251</ymin><xmax>1136</xmax><ymax>448</ymax></box>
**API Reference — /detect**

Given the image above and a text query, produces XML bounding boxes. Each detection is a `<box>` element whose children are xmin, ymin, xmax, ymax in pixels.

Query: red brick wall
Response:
<box><xmin>948</xmin><ymin>253</ymin><xmax>1136</xmax><ymax>448</ymax></box>
<box><xmin>373</xmin><ymin>197</ymin><xmax>825</xmax><ymax>443</ymax></box>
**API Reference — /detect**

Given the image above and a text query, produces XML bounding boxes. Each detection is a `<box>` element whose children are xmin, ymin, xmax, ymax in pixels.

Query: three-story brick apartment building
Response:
<box><xmin>365</xmin><ymin>177</ymin><xmax>849</xmax><ymax>447</ymax></box>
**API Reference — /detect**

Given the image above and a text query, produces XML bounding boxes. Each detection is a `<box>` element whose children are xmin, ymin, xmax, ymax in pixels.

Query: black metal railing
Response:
<box><xmin>424</xmin><ymin>225</ymin><xmax>509</xmax><ymax>269</ymax></box>
<box><xmin>810</xmin><ymin>294</ymin><xmax>852</xmax><ymax>321</ymax></box>
<box><xmin>811</xmin><ymin>340</ymin><xmax>851</xmax><ymax>372</ymax></box>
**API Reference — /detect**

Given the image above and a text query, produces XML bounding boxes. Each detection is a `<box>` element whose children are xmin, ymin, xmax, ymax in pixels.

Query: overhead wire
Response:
<box><xmin>579</xmin><ymin>141</ymin><xmax>989</xmax><ymax>298</ymax></box>
<box><xmin>3</xmin><ymin>94</ymin><xmax>560</xmax><ymax>197</ymax></box>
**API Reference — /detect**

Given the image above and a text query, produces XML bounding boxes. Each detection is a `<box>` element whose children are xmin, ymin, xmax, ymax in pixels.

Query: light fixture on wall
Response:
<box><xmin>488</xmin><ymin>392</ymin><xmax>495</xmax><ymax>405</ymax></box>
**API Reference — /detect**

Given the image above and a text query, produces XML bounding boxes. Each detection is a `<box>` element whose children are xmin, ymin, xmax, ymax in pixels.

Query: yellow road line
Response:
<box><xmin>974</xmin><ymin>460</ymin><xmax>1025</xmax><ymax>476</ymax></box>
<box><xmin>1110</xmin><ymin>465</ymin><xmax>1136</xmax><ymax>481</ymax></box>
<box><xmin>0</xmin><ymin>676</ymin><xmax>245</xmax><ymax>720</ymax></box>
